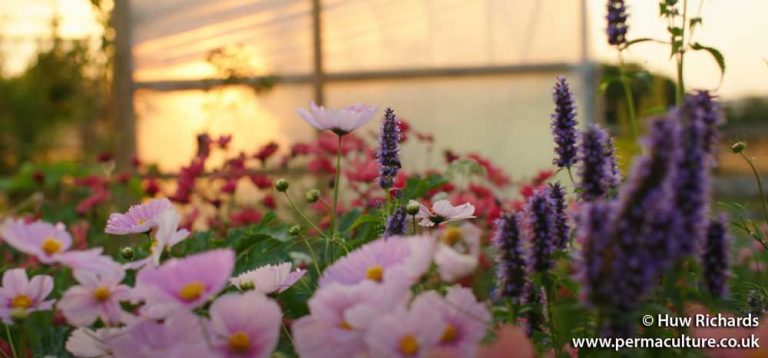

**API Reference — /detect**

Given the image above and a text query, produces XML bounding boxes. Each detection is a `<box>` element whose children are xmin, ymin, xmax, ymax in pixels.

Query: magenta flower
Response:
<box><xmin>135</xmin><ymin>249</ymin><xmax>234</xmax><ymax>318</ymax></box>
<box><xmin>108</xmin><ymin>310</ymin><xmax>213</xmax><ymax>357</ymax></box>
<box><xmin>416</xmin><ymin>200</ymin><xmax>476</xmax><ymax>227</ymax></box>
<box><xmin>413</xmin><ymin>287</ymin><xmax>491</xmax><ymax>356</ymax></box>
<box><xmin>434</xmin><ymin>223</ymin><xmax>482</xmax><ymax>282</ymax></box>
<box><xmin>292</xmin><ymin>280</ymin><xmax>411</xmax><ymax>358</ymax></box>
<box><xmin>105</xmin><ymin>198</ymin><xmax>173</xmax><ymax>235</ymax></box>
<box><xmin>58</xmin><ymin>265</ymin><xmax>133</xmax><ymax>327</ymax></box>
<box><xmin>208</xmin><ymin>292</ymin><xmax>282</xmax><ymax>358</ymax></box>
<box><xmin>0</xmin><ymin>269</ymin><xmax>55</xmax><ymax>323</ymax></box>
<box><xmin>364</xmin><ymin>300</ymin><xmax>444</xmax><ymax>358</ymax></box>
<box><xmin>319</xmin><ymin>236</ymin><xmax>434</xmax><ymax>288</ymax></box>
<box><xmin>297</xmin><ymin>101</ymin><xmax>378</xmax><ymax>135</ymax></box>
<box><xmin>1</xmin><ymin>219</ymin><xmax>73</xmax><ymax>263</ymax></box>
<box><xmin>230</xmin><ymin>262</ymin><xmax>306</xmax><ymax>294</ymax></box>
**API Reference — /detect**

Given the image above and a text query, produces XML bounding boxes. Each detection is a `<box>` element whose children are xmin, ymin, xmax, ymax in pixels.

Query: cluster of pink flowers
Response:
<box><xmin>293</xmin><ymin>232</ymin><xmax>490</xmax><ymax>357</ymax></box>
<box><xmin>0</xmin><ymin>199</ymin><xmax>307</xmax><ymax>358</ymax></box>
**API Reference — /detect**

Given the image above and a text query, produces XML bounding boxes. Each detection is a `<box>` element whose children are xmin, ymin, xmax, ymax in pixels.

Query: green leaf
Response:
<box><xmin>691</xmin><ymin>42</ymin><xmax>726</xmax><ymax>80</ymax></box>
<box><xmin>667</xmin><ymin>26</ymin><xmax>683</xmax><ymax>36</ymax></box>
<box><xmin>642</xmin><ymin>106</ymin><xmax>667</xmax><ymax>116</ymax></box>
<box><xmin>624</xmin><ymin>37</ymin><xmax>657</xmax><ymax>48</ymax></box>
<box><xmin>689</xmin><ymin>17</ymin><xmax>703</xmax><ymax>28</ymax></box>
<box><xmin>345</xmin><ymin>213</ymin><xmax>378</xmax><ymax>233</ymax></box>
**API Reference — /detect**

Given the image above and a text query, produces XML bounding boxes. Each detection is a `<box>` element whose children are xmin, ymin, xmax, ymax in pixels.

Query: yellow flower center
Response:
<box><xmin>92</xmin><ymin>287</ymin><xmax>110</xmax><ymax>302</ymax></box>
<box><xmin>339</xmin><ymin>320</ymin><xmax>353</xmax><ymax>330</ymax></box>
<box><xmin>228</xmin><ymin>331</ymin><xmax>251</xmax><ymax>353</ymax></box>
<box><xmin>41</xmin><ymin>237</ymin><xmax>62</xmax><ymax>255</ymax></box>
<box><xmin>441</xmin><ymin>324</ymin><xmax>458</xmax><ymax>343</ymax></box>
<box><xmin>398</xmin><ymin>335</ymin><xmax>419</xmax><ymax>356</ymax></box>
<box><xmin>11</xmin><ymin>295</ymin><xmax>32</xmax><ymax>309</ymax></box>
<box><xmin>178</xmin><ymin>281</ymin><xmax>205</xmax><ymax>302</ymax></box>
<box><xmin>442</xmin><ymin>227</ymin><xmax>463</xmax><ymax>246</ymax></box>
<box><xmin>137</xmin><ymin>218</ymin><xmax>146</xmax><ymax>225</ymax></box>
<box><xmin>365</xmin><ymin>265</ymin><xmax>384</xmax><ymax>282</ymax></box>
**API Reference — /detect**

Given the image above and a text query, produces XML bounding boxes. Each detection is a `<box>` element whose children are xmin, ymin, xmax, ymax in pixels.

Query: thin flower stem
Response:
<box><xmin>412</xmin><ymin>216</ymin><xmax>418</xmax><ymax>235</ymax></box>
<box><xmin>282</xmin><ymin>192</ymin><xmax>328</xmax><ymax>241</ymax></box>
<box><xmin>281</xmin><ymin>323</ymin><xmax>296</xmax><ymax>347</ymax></box>
<box><xmin>318</xmin><ymin>197</ymin><xmax>333</xmax><ymax>214</ymax></box>
<box><xmin>328</xmin><ymin>135</ymin><xmax>344</xmax><ymax>260</ymax></box>
<box><xmin>676</xmin><ymin>0</ymin><xmax>688</xmax><ymax>105</ymax></box>
<box><xmin>566</xmin><ymin>166</ymin><xmax>576</xmax><ymax>188</ymax></box>
<box><xmin>4</xmin><ymin>325</ymin><xmax>17</xmax><ymax>358</ymax></box>
<box><xmin>542</xmin><ymin>274</ymin><xmax>561</xmax><ymax>357</ymax></box>
<box><xmin>618</xmin><ymin>51</ymin><xmax>639</xmax><ymax>141</ymax></box>
<box><xmin>301</xmin><ymin>235</ymin><xmax>322</xmax><ymax>277</ymax></box>
<box><xmin>740</xmin><ymin>152</ymin><xmax>768</xmax><ymax>232</ymax></box>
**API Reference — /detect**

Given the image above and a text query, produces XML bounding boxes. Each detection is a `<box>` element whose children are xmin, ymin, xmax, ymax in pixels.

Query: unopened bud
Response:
<box><xmin>275</xmin><ymin>178</ymin><xmax>290</xmax><ymax>192</ymax></box>
<box><xmin>405</xmin><ymin>200</ymin><xmax>420</xmax><ymax>216</ymax></box>
<box><xmin>731</xmin><ymin>141</ymin><xmax>747</xmax><ymax>154</ymax></box>
<box><xmin>305</xmin><ymin>189</ymin><xmax>320</xmax><ymax>203</ymax></box>
<box><xmin>121</xmin><ymin>247</ymin><xmax>135</xmax><ymax>260</ymax></box>
<box><xmin>289</xmin><ymin>225</ymin><xmax>301</xmax><ymax>236</ymax></box>
<box><xmin>10</xmin><ymin>307</ymin><xmax>28</xmax><ymax>322</ymax></box>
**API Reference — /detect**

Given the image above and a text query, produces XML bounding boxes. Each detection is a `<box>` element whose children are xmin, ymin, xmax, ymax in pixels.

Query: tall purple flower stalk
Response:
<box><xmin>577</xmin><ymin>201</ymin><xmax>615</xmax><ymax>308</ymax></box>
<box><xmin>377</xmin><ymin>107</ymin><xmax>402</xmax><ymax>189</ymax></box>
<box><xmin>525</xmin><ymin>189</ymin><xmax>557</xmax><ymax>273</ymax></box>
<box><xmin>578</xmin><ymin>124</ymin><xmax>620</xmax><ymax>201</ymax></box>
<box><xmin>549</xmin><ymin>183</ymin><xmax>570</xmax><ymax>248</ymax></box>
<box><xmin>687</xmin><ymin>90</ymin><xmax>723</xmax><ymax>159</ymax></box>
<box><xmin>493</xmin><ymin>213</ymin><xmax>527</xmax><ymax>302</ymax></box>
<box><xmin>606</xmin><ymin>0</ymin><xmax>628</xmax><ymax>46</ymax></box>
<box><xmin>551</xmin><ymin>76</ymin><xmax>578</xmax><ymax>169</ymax></box>
<box><xmin>673</xmin><ymin>94</ymin><xmax>715</xmax><ymax>257</ymax></box>
<box><xmin>610</xmin><ymin>117</ymin><xmax>681</xmax><ymax>310</ymax></box>
<box><xmin>702</xmin><ymin>216</ymin><xmax>729</xmax><ymax>298</ymax></box>
<box><xmin>384</xmin><ymin>206</ymin><xmax>407</xmax><ymax>237</ymax></box>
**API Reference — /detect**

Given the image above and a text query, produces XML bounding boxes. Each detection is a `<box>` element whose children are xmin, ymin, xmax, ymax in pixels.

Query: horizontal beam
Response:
<box><xmin>133</xmin><ymin>62</ymin><xmax>582</xmax><ymax>91</ymax></box>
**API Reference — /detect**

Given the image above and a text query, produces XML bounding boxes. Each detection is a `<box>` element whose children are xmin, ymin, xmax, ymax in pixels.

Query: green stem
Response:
<box><xmin>542</xmin><ymin>273</ymin><xmax>561</xmax><ymax>357</ymax></box>
<box><xmin>676</xmin><ymin>0</ymin><xmax>688</xmax><ymax>104</ymax></box>
<box><xmin>618</xmin><ymin>51</ymin><xmax>639</xmax><ymax>141</ymax></box>
<box><xmin>282</xmin><ymin>192</ymin><xmax>328</xmax><ymax>241</ymax></box>
<box><xmin>566</xmin><ymin>166</ymin><xmax>576</xmax><ymax>188</ymax></box>
<box><xmin>302</xmin><ymin>235</ymin><xmax>322</xmax><ymax>277</ymax></box>
<box><xmin>412</xmin><ymin>216</ymin><xmax>418</xmax><ymax>235</ymax></box>
<box><xmin>4</xmin><ymin>325</ymin><xmax>17</xmax><ymax>358</ymax></box>
<box><xmin>740</xmin><ymin>152</ymin><xmax>768</xmax><ymax>230</ymax></box>
<box><xmin>328</xmin><ymin>135</ymin><xmax>344</xmax><ymax>260</ymax></box>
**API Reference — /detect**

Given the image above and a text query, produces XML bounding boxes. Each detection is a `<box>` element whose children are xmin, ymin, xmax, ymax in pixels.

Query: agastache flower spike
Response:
<box><xmin>702</xmin><ymin>216</ymin><xmax>729</xmax><ymax>298</ymax></box>
<box><xmin>673</xmin><ymin>96</ymin><xmax>712</xmax><ymax>257</ymax></box>
<box><xmin>524</xmin><ymin>189</ymin><xmax>557</xmax><ymax>273</ymax></box>
<box><xmin>384</xmin><ymin>207</ymin><xmax>408</xmax><ymax>237</ymax></box>
<box><xmin>492</xmin><ymin>213</ymin><xmax>527</xmax><ymax>302</ymax></box>
<box><xmin>549</xmin><ymin>182</ymin><xmax>570</xmax><ymax>248</ymax></box>
<box><xmin>377</xmin><ymin>107</ymin><xmax>402</xmax><ymax>189</ymax></box>
<box><xmin>578</xmin><ymin>124</ymin><xmax>620</xmax><ymax>201</ymax></box>
<box><xmin>577</xmin><ymin>201</ymin><xmax>615</xmax><ymax>308</ymax></box>
<box><xmin>606</xmin><ymin>0</ymin><xmax>628</xmax><ymax>46</ymax></box>
<box><xmin>551</xmin><ymin>76</ymin><xmax>579</xmax><ymax>169</ymax></box>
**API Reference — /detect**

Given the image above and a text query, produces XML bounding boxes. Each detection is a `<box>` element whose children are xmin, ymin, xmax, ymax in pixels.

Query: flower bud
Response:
<box><xmin>305</xmin><ymin>189</ymin><xmax>320</xmax><ymax>203</ymax></box>
<box><xmin>275</xmin><ymin>178</ymin><xmax>290</xmax><ymax>192</ymax></box>
<box><xmin>289</xmin><ymin>225</ymin><xmax>301</xmax><ymax>236</ymax></box>
<box><xmin>121</xmin><ymin>246</ymin><xmax>135</xmax><ymax>260</ymax></box>
<box><xmin>731</xmin><ymin>141</ymin><xmax>746</xmax><ymax>154</ymax></box>
<box><xmin>405</xmin><ymin>200</ymin><xmax>420</xmax><ymax>216</ymax></box>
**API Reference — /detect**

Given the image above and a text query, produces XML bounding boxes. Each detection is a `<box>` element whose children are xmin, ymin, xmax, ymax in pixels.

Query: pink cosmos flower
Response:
<box><xmin>58</xmin><ymin>265</ymin><xmax>133</xmax><ymax>327</ymax></box>
<box><xmin>416</xmin><ymin>200</ymin><xmax>476</xmax><ymax>227</ymax></box>
<box><xmin>107</xmin><ymin>310</ymin><xmax>213</xmax><ymax>358</ymax></box>
<box><xmin>65</xmin><ymin>327</ymin><xmax>123</xmax><ymax>357</ymax></box>
<box><xmin>134</xmin><ymin>249</ymin><xmax>234</xmax><ymax>318</ymax></box>
<box><xmin>122</xmin><ymin>207</ymin><xmax>190</xmax><ymax>270</ymax></box>
<box><xmin>230</xmin><ymin>262</ymin><xmax>306</xmax><ymax>294</ymax></box>
<box><xmin>412</xmin><ymin>287</ymin><xmax>490</xmax><ymax>357</ymax></box>
<box><xmin>1</xmin><ymin>219</ymin><xmax>73</xmax><ymax>263</ymax></box>
<box><xmin>364</xmin><ymin>300</ymin><xmax>444</xmax><ymax>358</ymax></box>
<box><xmin>319</xmin><ymin>236</ymin><xmax>435</xmax><ymax>288</ymax></box>
<box><xmin>433</xmin><ymin>223</ymin><xmax>482</xmax><ymax>282</ymax></box>
<box><xmin>297</xmin><ymin>101</ymin><xmax>378</xmax><ymax>135</ymax></box>
<box><xmin>0</xmin><ymin>269</ymin><xmax>55</xmax><ymax>323</ymax></box>
<box><xmin>105</xmin><ymin>198</ymin><xmax>173</xmax><ymax>235</ymax></box>
<box><xmin>208</xmin><ymin>292</ymin><xmax>282</xmax><ymax>358</ymax></box>
<box><xmin>292</xmin><ymin>280</ymin><xmax>411</xmax><ymax>358</ymax></box>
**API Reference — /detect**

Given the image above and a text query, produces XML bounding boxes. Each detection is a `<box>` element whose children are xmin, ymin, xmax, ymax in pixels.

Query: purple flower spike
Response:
<box><xmin>492</xmin><ymin>213</ymin><xmax>527</xmax><ymax>302</ymax></box>
<box><xmin>577</xmin><ymin>201</ymin><xmax>615</xmax><ymax>308</ymax></box>
<box><xmin>383</xmin><ymin>207</ymin><xmax>407</xmax><ymax>238</ymax></box>
<box><xmin>551</xmin><ymin>76</ymin><xmax>579</xmax><ymax>168</ymax></box>
<box><xmin>549</xmin><ymin>182</ymin><xmax>570</xmax><ymax>249</ymax></box>
<box><xmin>524</xmin><ymin>189</ymin><xmax>557</xmax><ymax>273</ymax></box>
<box><xmin>606</xmin><ymin>0</ymin><xmax>628</xmax><ymax>46</ymax></box>
<box><xmin>377</xmin><ymin>108</ymin><xmax>402</xmax><ymax>189</ymax></box>
<box><xmin>702</xmin><ymin>216</ymin><xmax>729</xmax><ymax>298</ymax></box>
<box><xmin>578</xmin><ymin>124</ymin><xmax>620</xmax><ymax>201</ymax></box>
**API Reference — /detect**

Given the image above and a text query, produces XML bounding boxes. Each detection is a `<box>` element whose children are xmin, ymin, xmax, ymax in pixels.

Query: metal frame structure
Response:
<box><xmin>117</xmin><ymin>0</ymin><xmax>598</xmax><ymax>168</ymax></box>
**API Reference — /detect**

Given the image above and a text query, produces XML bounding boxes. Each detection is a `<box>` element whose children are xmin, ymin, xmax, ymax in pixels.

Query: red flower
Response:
<box><xmin>144</xmin><ymin>178</ymin><xmax>160</xmax><ymax>196</ymax></box>
<box><xmin>263</xmin><ymin>195</ymin><xmax>276</xmax><ymax>210</ymax></box>
<box><xmin>254</xmin><ymin>142</ymin><xmax>279</xmax><ymax>163</ymax></box>
<box><xmin>249</xmin><ymin>175</ymin><xmax>272</xmax><ymax>189</ymax></box>
<box><xmin>230</xmin><ymin>208</ymin><xmax>263</xmax><ymax>227</ymax></box>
